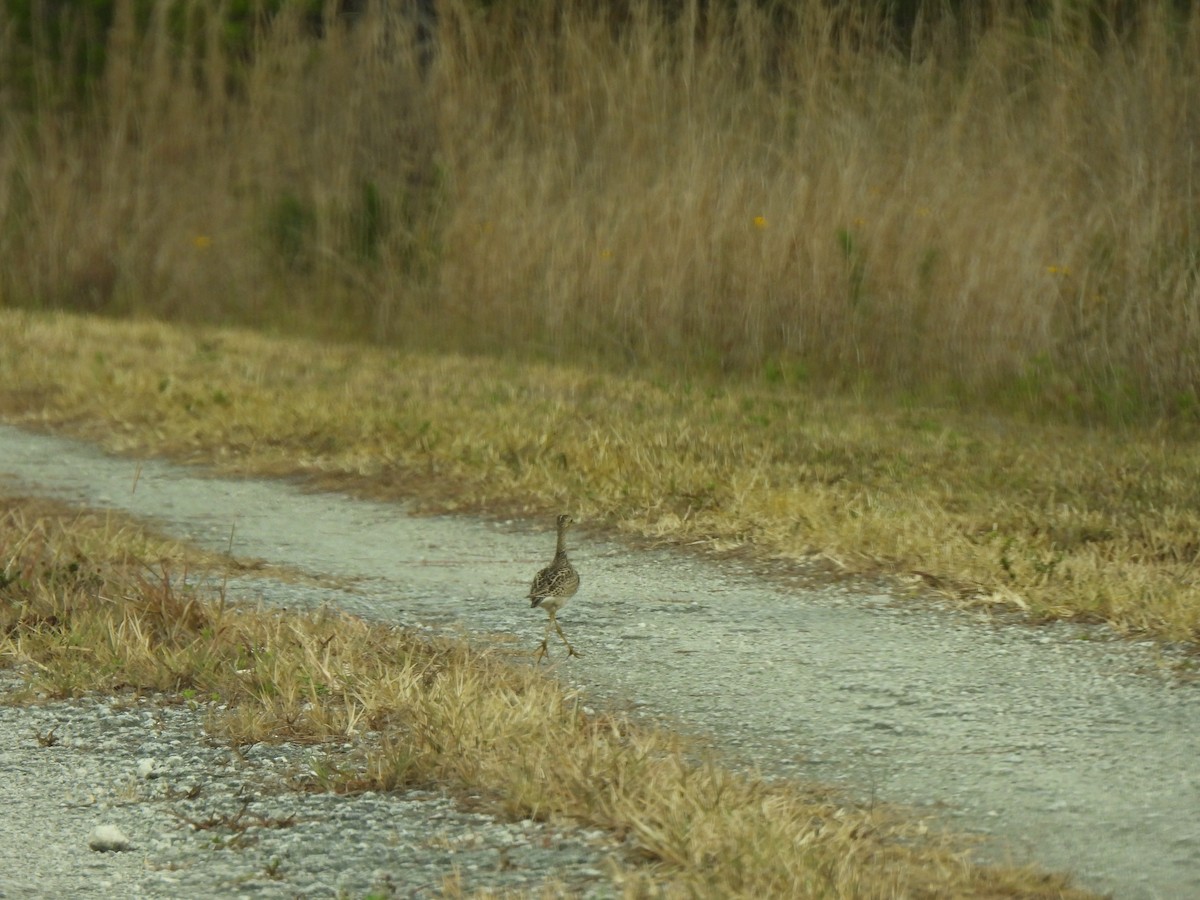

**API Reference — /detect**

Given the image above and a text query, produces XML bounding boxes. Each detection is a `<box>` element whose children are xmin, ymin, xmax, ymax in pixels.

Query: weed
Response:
<box><xmin>351</xmin><ymin>180</ymin><xmax>386</xmax><ymax>263</ymax></box>
<box><xmin>837</xmin><ymin>226</ymin><xmax>868</xmax><ymax>310</ymax></box>
<box><xmin>266</xmin><ymin>193</ymin><xmax>316</xmax><ymax>273</ymax></box>
<box><xmin>35</xmin><ymin>725</ymin><xmax>59</xmax><ymax>747</ymax></box>
<box><xmin>263</xmin><ymin>857</ymin><xmax>285</xmax><ymax>880</ymax></box>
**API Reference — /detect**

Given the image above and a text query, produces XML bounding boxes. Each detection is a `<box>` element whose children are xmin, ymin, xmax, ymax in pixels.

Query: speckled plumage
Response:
<box><xmin>528</xmin><ymin>514</ymin><xmax>581</xmax><ymax>661</ymax></box>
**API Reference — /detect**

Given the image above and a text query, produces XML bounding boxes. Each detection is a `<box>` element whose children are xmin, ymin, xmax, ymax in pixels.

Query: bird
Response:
<box><xmin>527</xmin><ymin>513</ymin><xmax>581</xmax><ymax>662</ymax></box>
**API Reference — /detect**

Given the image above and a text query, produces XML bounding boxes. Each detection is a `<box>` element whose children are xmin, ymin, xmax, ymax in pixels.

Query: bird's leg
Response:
<box><xmin>551</xmin><ymin>611</ymin><xmax>581</xmax><ymax>658</ymax></box>
<box><xmin>535</xmin><ymin>617</ymin><xmax>553</xmax><ymax>664</ymax></box>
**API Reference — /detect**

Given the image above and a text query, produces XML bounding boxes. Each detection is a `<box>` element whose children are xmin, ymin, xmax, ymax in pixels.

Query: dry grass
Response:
<box><xmin>3</xmin><ymin>309</ymin><xmax>1200</xmax><ymax>651</ymax></box>
<box><xmin>0</xmin><ymin>494</ymin><xmax>1093</xmax><ymax>897</ymax></box>
<box><xmin>1</xmin><ymin>1</ymin><xmax>1199</xmax><ymax>414</ymax></box>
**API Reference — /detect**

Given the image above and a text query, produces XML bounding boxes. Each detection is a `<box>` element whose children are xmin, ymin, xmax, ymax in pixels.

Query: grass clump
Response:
<box><xmin>0</xmin><ymin>494</ymin><xmax>1093</xmax><ymax>897</ymax></box>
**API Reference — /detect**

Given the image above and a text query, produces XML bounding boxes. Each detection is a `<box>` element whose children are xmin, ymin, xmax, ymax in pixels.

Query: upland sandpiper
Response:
<box><xmin>528</xmin><ymin>513</ymin><xmax>581</xmax><ymax>662</ymax></box>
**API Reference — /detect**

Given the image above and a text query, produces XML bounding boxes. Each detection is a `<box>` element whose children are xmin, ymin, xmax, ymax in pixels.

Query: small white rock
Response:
<box><xmin>88</xmin><ymin>824</ymin><xmax>132</xmax><ymax>852</ymax></box>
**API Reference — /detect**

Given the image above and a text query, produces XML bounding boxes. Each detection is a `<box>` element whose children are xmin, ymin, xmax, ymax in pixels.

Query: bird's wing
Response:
<box><xmin>529</xmin><ymin>563</ymin><xmax>577</xmax><ymax>598</ymax></box>
<box><xmin>528</xmin><ymin>564</ymin><xmax>555</xmax><ymax>598</ymax></box>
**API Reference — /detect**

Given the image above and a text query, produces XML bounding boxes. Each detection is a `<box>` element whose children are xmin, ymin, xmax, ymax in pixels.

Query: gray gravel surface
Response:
<box><xmin>3</xmin><ymin>424</ymin><xmax>1200</xmax><ymax>898</ymax></box>
<box><xmin>0</xmin><ymin>672</ymin><xmax>622</xmax><ymax>898</ymax></box>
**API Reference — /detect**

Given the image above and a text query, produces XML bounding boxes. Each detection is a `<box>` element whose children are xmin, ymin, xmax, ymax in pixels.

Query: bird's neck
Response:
<box><xmin>555</xmin><ymin>529</ymin><xmax>568</xmax><ymax>557</ymax></box>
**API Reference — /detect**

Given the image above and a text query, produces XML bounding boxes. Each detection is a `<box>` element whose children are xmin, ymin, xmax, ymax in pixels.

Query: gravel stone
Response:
<box><xmin>88</xmin><ymin>825</ymin><xmax>133</xmax><ymax>852</ymax></box>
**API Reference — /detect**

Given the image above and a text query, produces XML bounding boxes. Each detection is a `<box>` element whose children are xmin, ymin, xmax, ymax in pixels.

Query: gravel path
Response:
<box><xmin>3</xmin><ymin>424</ymin><xmax>1200</xmax><ymax>898</ymax></box>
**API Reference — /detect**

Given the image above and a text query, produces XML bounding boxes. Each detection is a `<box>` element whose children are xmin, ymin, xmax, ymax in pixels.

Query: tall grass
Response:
<box><xmin>2</xmin><ymin>0</ymin><xmax>1198</xmax><ymax>415</ymax></box>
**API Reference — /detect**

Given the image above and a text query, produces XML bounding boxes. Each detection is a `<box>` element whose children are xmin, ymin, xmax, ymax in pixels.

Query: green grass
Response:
<box><xmin>3</xmin><ymin>309</ymin><xmax>1199</xmax><ymax>649</ymax></box>
<box><xmin>0</xmin><ymin>493</ymin><xmax>1095</xmax><ymax>897</ymax></box>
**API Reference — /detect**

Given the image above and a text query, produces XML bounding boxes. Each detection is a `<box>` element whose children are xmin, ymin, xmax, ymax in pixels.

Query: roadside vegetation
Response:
<box><xmin>1</xmin><ymin>1</ymin><xmax>1198</xmax><ymax>419</ymax></box>
<box><xmin>0</xmin><ymin>494</ymin><xmax>1093</xmax><ymax>897</ymax></box>
<box><xmin>3</xmin><ymin>310</ymin><xmax>1200</xmax><ymax>651</ymax></box>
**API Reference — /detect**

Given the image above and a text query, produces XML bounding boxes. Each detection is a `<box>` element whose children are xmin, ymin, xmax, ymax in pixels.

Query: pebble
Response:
<box><xmin>88</xmin><ymin>825</ymin><xmax>132</xmax><ymax>852</ymax></box>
